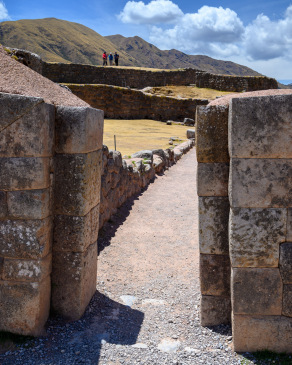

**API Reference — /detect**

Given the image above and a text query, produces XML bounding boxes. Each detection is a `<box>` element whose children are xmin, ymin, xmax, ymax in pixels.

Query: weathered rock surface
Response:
<box><xmin>232</xmin><ymin>268</ymin><xmax>283</xmax><ymax>315</ymax></box>
<box><xmin>197</xmin><ymin>163</ymin><xmax>229</xmax><ymax>196</ymax></box>
<box><xmin>199</xmin><ymin>197</ymin><xmax>229</xmax><ymax>255</ymax></box>
<box><xmin>200</xmin><ymin>295</ymin><xmax>231</xmax><ymax>326</ymax></box>
<box><xmin>229</xmin><ymin>158</ymin><xmax>292</xmax><ymax>208</ymax></box>
<box><xmin>230</xmin><ymin>208</ymin><xmax>286</xmax><ymax>267</ymax></box>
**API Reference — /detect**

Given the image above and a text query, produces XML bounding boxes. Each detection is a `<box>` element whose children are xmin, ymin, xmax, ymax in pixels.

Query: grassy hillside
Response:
<box><xmin>0</xmin><ymin>18</ymin><xmax>137</xmax><ymax>65</ymax></box>
<box><xmin>106</xmin><ymin>34</ymin><xmax>262</xmax><ymax>76</ymax></box>
<box><xmin>0</xmin><ymin>17</ymin><xmax>262</xmax><ymax>76</ymax></box>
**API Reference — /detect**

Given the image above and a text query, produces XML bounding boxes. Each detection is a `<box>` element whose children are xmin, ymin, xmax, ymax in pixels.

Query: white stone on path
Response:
<box><xmin>120</xmin><ymin>295</ymin><xmax>137</xmax><ymax>307</ymax></box>
<box><xmin>157</xmin><ymin>338</ymin><xmax>181</xmax><ymax>353</ymax></box>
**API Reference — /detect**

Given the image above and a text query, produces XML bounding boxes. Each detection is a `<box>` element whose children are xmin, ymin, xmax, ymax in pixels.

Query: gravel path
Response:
<box><xmin>0</xmin><ymin>148</ymin><xmax>261</xmax><ymax>364</ymax></box>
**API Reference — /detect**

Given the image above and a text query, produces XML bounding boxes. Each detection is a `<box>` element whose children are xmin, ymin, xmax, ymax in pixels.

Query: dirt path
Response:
<box><xmin>1</xmin><ymin>148</ymin><xmax>253</xmax><ymax>365</ymax></box>
<box><xmin>96</xmin><ymin>148</ymin><xmax>245</xmax><ymax>364</ymax></box>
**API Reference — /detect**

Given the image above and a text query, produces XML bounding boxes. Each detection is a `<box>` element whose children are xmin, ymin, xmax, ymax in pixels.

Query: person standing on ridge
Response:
<box><xmin>114</xmin><ymin>52</ymin><xmax>119</xmax><ymax>66</ymax></box>
<box><xmin>102</xmin><ymin>51</ymin><xmax>107</xmax><ymax>66</ymax></box>
<box><xmin>109</xmin><ymin>52</ymin><xmax>113</xmax><ymax>66</ymax></box>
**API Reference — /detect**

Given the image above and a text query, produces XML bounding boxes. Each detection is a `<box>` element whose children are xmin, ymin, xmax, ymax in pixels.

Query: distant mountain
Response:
<box><xmin>106</xmin><ymin>34</ymin><xmax>262</xmax><ymax>76</ymax></box>
<box><xmin>0</xmin><ymin>18</ymin><xmax>262</xmax><ymax>76</ymax></box>
<box><xmin>0</xmin><ymin>18</ymin><xmax>136</xmax><ymax>66</ymax></box>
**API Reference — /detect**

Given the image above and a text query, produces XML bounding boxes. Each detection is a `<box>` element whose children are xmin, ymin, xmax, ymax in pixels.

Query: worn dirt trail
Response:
<box><xmin>96</xmin><ymin>148</ymin><xmax>241</xmax><ymax>364</ymax></box>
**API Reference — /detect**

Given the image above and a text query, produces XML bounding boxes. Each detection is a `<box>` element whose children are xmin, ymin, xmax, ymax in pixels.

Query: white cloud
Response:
<box><xmin>118</xmin><ymin>0</ymin><xmax>183</xmax><ymax>24</ymax></box>
<box><xmin>243</xmin><ymin>5</ymin><xmax>292</xmax><ymax>61</ymax></box>
<box><xmin>0</xmin><ymin>1</ymin><xmax>9</xmax><ymax>20</ymax></box>
<box><xmin>118</xmin><ymin>2</ymin><xmax>292</xmax><ymax>78</ymax></box>
<box><xmin>150</xmin><ymin>6</ymin><xmax>244</xmax><ymax>57</ymax></box>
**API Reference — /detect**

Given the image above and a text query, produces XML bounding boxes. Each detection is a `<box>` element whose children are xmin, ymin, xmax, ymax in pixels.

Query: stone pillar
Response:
<box><xmin>52</xmin><ymin>106</ymin><xmax>104</xmax><ymax>320</ymax></box>
<box><xmin>196</xmin><ymin>104</ymin><xmax>231</xmax><ymax>326</ymax></box>
<box><xmin>0</xmin><ymin>93</ymin><xmax>54</xmax><ymax>335</ymax></box>
<box><xmin>229</xmin><ymin>94</ymin><xmax>292</xmax><ymax>352</ymax></box>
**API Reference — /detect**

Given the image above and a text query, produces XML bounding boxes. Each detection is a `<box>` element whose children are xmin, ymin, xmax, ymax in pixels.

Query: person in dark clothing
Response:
<box><xmin>114</xmin><ymin>52</ymin><xmax>119</xmax><ymax>66</ymax></box>
<box><xmin>102</xmin><ymin>51</ymin><xmax>107</xmax><ymax>66</ymax></box>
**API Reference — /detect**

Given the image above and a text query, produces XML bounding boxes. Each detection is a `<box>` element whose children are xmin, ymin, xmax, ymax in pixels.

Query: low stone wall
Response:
<box><xmin>100</xmin><ymin>140</ymin><xmax>194</xmax><ymax>229</ymax></box>
<box><xmin>66</xmin><ymin>84</ymin><xmax>208</xmax><ymax>121</ymax></box>
<box><xmin>197</xmin><ymin>93</ymin><xmax>292</xmax><ymax>353</ymax></box>
<box><xmin>10</xmin><ymin>48</ymin><xmax>277</xmax><ymax>93</ymax></box>
<box><xmin>43</xmin><ymin>63</ymin><xmax>277</xmax><ymax>92</ymax></box>
<box><xmin>0</xmin><ymin>92</ymin><xmax>104</xmax><ymax>335</ymax></box>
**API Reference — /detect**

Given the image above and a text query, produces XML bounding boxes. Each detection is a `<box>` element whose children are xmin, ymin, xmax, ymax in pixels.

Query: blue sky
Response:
<box><xmin>1</xmin><ymin>0</ymin><xmax>292</xmax><ymax>82</ymax></box>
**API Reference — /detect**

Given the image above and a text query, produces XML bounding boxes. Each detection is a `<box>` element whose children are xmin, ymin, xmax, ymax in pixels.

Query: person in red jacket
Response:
<box><xmin>102</xmin><ymin>51</ymin><xmax>107</xmax><ymax>66</ymax></box>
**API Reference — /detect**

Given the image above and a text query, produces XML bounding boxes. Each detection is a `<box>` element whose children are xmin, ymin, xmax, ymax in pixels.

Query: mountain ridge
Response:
<box><xmin>0</xmin><ymin>17</ymin><xmax>262</xmax><ymax>76</ymax></box>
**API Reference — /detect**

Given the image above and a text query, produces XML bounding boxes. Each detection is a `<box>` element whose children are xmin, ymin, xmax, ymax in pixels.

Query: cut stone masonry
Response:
<box><xmin>197</xmin><ymin>93</ymin><xmax>292</xmax><ymax>353</ymax></box>
<box><xmin>0</xmin><ymin>92</ymin><xmax>104</xmax><ymax>334</ymax></box>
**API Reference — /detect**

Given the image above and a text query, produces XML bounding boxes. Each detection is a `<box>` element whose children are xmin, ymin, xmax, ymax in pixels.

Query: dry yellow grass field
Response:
<box><xmin>145</xmin><ymin>85</ymin><xmax>236</xmax><ymax>99</ymax></box>
<box><xmin>103</xmin><ymin>119</ymin><xmax>190</xmax><ymax>156</ymax></box>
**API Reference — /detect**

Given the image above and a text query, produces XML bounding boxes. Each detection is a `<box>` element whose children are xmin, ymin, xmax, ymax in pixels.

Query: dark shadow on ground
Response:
<box><xmin>239</xmin><ymin>351</ymin><xmax>292</xmax><ymax>365</ymax></box>
<box><xmin>0</xmin><ymin>291</ymin><xmax>144</xmax><ymax>365</ymax></box>
<box><xmin>206</xmin><ymin>324</ymin><xmax>232</xmax><ymax>336</ymax></box>
<box><xmin>98</xmin><ymin>177</ymin><xmax>156</xmax><ymax>255</ymax></box>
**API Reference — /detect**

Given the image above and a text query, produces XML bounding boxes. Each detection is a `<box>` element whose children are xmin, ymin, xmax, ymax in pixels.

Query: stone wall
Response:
<box><xmin>65</xmin><ymin>84</ymin><xmax>208</xmax><ymax>121</ymax></box>
<box><xmin>229</xmin><ymin>95</ymin><xmax>292</xmax><ymax>353</ymax></box>
<box><xmin>100</xmin><ymin>140</ymin><xmax>194</xmax><ymax>229</ymax></box>
<box><xmin>196</xmin><ymin>104</ymin><xmax>231</xmax><ymax>326</ymax></box>
<box><xmin>0</xmin><ymin>92</ymin><xmax>104</xmax><ymax>335</ymax></box>
<box><xmin>197</xmin><ymin>93</ymin><xmax>292</xmax><ymax>353</ymax></box>
<box><xmin>42</xmin><ymin>63</ymin><xmax>277</xmax><ymax>92</ymax></box>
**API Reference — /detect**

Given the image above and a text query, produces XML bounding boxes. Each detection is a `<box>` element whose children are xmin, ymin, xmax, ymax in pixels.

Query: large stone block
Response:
<box><xmin>232</xmin><ymin>314</ymin><xmax>292</xmax><ymax>353</ymax></box>
<box><xmin>280</xmin><ymin>242</ymin><xmax>292</xmax><ymax>284</ymax></box>
<box><xmin>230</xmin><ymin>208</ymin><xmax>286</xmax><ymax>267</ymax></box>
<box><xmin>54</xmin><ymin>150</ymin><xmax>102</xmax><ymax>216</ymax></box>
<box><xmin>232</xmin><ymin>268</ymin><xmax>283</xmax><ymax>315</ymax></box>
<box><xmin>230</xmin><ymin>158</ymin><xmax>292</xmax><ymax>208</ymax></box>
<box><xmin>196</xmin><ymin>105</ymin><xmax>229</xmax><ymax>163</ymax></box>
<box><xmin>199</xmin><ymin>197</ymin><xmax>229</xmax><ymax>255</ymax></box>
<box><xmin>200</xmin><ymin>295</ymin><xmax>231</xmax><ymax>326</ymax></box>
<box><xmin>7</xmin><ymin>189</ymin><xmax>50</xmax><ymax>219</ymax></box>
<box><xmin>0</xmin><ymin>276</ymin><xmax>51</xmax><ymax>336</ymax></box>
<box><xmin>288</xmin><ymin>209</ymin><xmax>292</xmax><ymax>242</ymax></box>
<box><xmin>0</xmin><ymin>157</ymin><xmax>50</xmax><ymax>191</ymax></box>
<box><xmin>51</xmin><ymin>242</ymin><xmax>97</xmax><ymax>320</ymax></box>
<box><xmin>0</xmin><ymin>218</ymin><xmax>52</xmax><ymax>259</ymax></box>
<box><xmin>0</xmin><ymin>93</ymin><xmax>43</xmax><ymax>132</ymax></box>
<box><xmin>55</xmin><ymin>106</ymin><xmax>104</xmax><ymax>154</ymax></box>
<box><xmin>2</xmin><ymin>254</ymin><xmax>51</xmax><ymax>282</ymax></box>
<box><xmin>283</xmin><ymin>285</ymin><xmax>292</xmax><ymax>317</ymax></box>
<box><xmin>54</xmin><ymin>205</ymin><xmax>99</xmax><ymax>252</ymax></box>
<box><xmin>0</xmin><ymin>191</ymin><xmax>7</xmax><ymax>218</ymax></box>
<box><xmin>229</xmin><ymin>95</ymin><xmax>292</xmax><ymax>159</ymax></box>
<box><xmin>0</xmin><ymin>101</ymin><xmax>54</xmax><ymax>158</ymax></box>
<box><xmin>200</xmin><ymin>254</ymin><xmax>230</xmax><ymax>296</ymax></box>
<box><xmin>197</xmin><ymin>163</ymin><xmax>229</xmax><ymax>196</ymax></box>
